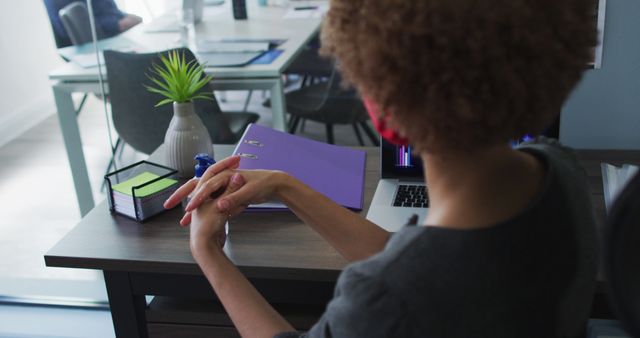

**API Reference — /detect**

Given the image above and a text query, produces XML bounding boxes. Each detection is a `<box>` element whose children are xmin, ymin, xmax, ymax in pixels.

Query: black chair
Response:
<box><xmin>284</xmin><ymin>33</ymin><xmax>333</xmax><ymax>88</ymax></box>
<box><xmin>103</xmin><ymin>48</ymin><xmax>259</xmax><ymax>156</ymax></box>
<box><xmin>284</xmin><ymin>67</ymin><xmax>379</xmax><ymax>146</ymax></box>
<box><xmin>58</xmin><ymin>1</ymin><xmax>107</xmax><ymax>46</ymax></box>
<box><xmin>45</xmin><ymin>3</ymin><xmax>70</xmax><ymax>49</ymax></box>
<box><xmin>45</xmin><ymin>1</ymin><xmax>106</xmax><ymax>115</ymax></box>
<box><xmin>254</xmin><ymin>33</ymin><xmax>332</xmax><ymax>114</ymax></box>
<box><xmin>603</xmin><ymin>171</ymin><xmax>640</xmax><ymax>337</ymax></box>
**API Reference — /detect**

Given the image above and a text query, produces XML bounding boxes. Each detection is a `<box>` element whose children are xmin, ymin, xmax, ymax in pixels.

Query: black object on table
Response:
<box><xmin>232</xmin><ymin>0</ymin><xmax>247</xmax><ymax>20</ymax></box>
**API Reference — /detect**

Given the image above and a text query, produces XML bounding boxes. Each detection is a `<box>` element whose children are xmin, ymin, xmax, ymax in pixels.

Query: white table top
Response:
<box><xmin>49</xmin><ymin>1</ymin><xmax>323</xmax><ymax>82</ymax></box>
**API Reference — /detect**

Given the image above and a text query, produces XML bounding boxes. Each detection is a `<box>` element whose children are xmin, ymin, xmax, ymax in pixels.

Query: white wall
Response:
<box><xmin>116</xmin><ymin>0</ymin><xmax>177</xmax><ymax>22</ymax></box>
<box><xmin>0</xmin><ymin>0</ymin><xmax>65</xmax><ymax>147</ymax></box>
<box><xmin>561</xmin><ymin>0</ymin><xmax>640</xmax><ymax>149</ymax></box>
<box><xmin>0</xmin><ymin>0</ymin><xmax>172</xmax><ymax>148</ymax></box>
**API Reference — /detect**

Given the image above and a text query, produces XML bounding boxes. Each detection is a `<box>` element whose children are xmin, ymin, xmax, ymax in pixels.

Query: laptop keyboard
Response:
<box><xmin>393</xmin><ymin>184</ymin><xmax>429</xmax><ymax>208</ymax></box>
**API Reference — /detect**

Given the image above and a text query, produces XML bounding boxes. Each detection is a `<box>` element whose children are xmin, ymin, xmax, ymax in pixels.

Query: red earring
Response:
<box><xmin>363</xmin><ymin>97</ymin><xmax>409</xmax><ymax>146</ymax></box>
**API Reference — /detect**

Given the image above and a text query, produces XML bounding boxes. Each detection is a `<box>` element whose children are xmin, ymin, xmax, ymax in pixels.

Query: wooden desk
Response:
<box><xmin>45</xmin><ymin>147</ymin><xmax>640</xmax><ymax>337</ymax></box>
<box><xmin>46</xmin><ymin>145</ymin><xmax>378</xmax><ymax>337</ymax></box>
<box><xmin>52</xmin><ymin>1</ymin><xmax>322</xmax><ymax>216</ymax></box>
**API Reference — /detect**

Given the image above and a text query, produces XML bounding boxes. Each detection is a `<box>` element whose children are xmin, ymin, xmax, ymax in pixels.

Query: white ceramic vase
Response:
<box><xmin>165</xmin><ymin>102</ymin><xmax>213</xmax><ymax>178</ymax></box>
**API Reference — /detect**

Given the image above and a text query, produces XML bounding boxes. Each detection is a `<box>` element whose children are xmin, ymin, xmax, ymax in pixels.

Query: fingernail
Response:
<box><xmin>218</xmin><ymin>199</ymin><xmax>230</xmax><ymax>211</ymax></box>
<box><xmin>231</xmin><ymin>174</ymin><xmax>243</xmax><ymax>185</ymax></box>
<box><xmin>186</xmin><ymin>196</ymin><xmax>200</xmax><ymax>211</ymax></box>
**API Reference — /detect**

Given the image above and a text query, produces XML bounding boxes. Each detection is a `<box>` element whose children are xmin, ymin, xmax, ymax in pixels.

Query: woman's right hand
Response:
<box><xmin>164</xmin><ymin>155</ymin><xmax>241</xmax><ymax>208</ymax></box>
<box><xmin>183</xmin><ymin>169</ymin><xmax>289</xmax><ymax>222</ymax></box>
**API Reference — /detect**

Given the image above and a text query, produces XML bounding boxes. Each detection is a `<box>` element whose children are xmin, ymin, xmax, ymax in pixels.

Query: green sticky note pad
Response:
<box><xmin>112</xmin><ymin>172</ymin><xmax>177</xmax><ymax>197</ymax></box>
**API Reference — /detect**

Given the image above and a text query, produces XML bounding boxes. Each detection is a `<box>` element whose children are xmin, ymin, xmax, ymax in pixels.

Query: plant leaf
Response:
<box><xmin>144</xmin><ymin>49</ymin><xmax>215</xmax><ymax>107</ymax></box>
<box><xmin>192</xmin><ymin>93</ymin><xmax>214</xmax><ymax>101</ymax></box>
<box><xmin>146</xmin><ymin>87</ymin><xmax>176</xmax><ymax>101</ymax></box>
<box><xmin>146</xmin><ymin>75</ymin><xmax>171</xmax><ymax>93</ymax></box>
<box><xmin>154</xmin><ymin>98</ymin><xmax>175</xmax><ymax>107</ymax></box>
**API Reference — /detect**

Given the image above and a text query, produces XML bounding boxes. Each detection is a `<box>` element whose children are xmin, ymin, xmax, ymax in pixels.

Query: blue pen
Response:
<box><xmin>194</xmin><ymin>153</ymin><xmax>216</xmax><ymax>179</ymax></box>
<box><xmin>184</xmin><ymin>153</ymin><xmax>216</xmax><ymax>207</ymax></box>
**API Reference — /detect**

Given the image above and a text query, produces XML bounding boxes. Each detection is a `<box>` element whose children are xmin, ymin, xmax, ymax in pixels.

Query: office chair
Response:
<box><xmin>284</xmin><ymin>33</ymin><xmax>333</xmax><ymax>88</ymax></box>
<box><xmin>59</xmin><ymin>1</ymin><xmax>111</xmax><ymax>116</ymax></box>
<box><xmin>103</xmin><ymin>48</ymin><xmax>260</xmax><ymax>157</ymax></box>
<box><xmin>58</xmin><ymin>1</ymin><xmax>107</xmax><ymax>46</ymax></box>
<box><xmin>47</xmin><ymin>19</ymin><xmax>71</xmax><ymax>49</ymax></box>
<box><xmin>256</xmin><ymin>33</ymin><xmax>332</xmax><ymax>115</ymax></box>
<box><xmin>282</xmin><ymin>67</ymin><xmax>379</xmax><ymax>146</ymax></box>
<box><xmin>44</xmin><ymin>1</ymin><xmax>106</xmax><ymax>115</ymax></box>
<box><xmin>603</xmin><ymin>171</ymin><xmax>640</xmax><ymax>337</ymax></box>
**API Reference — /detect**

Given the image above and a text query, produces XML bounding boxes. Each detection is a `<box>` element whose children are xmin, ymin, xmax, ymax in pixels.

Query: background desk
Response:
<box><xmin>45</xmin><ymin>147</ymin><xmax>639</xmax><ymax>337</ymax></box>
<box><xmin>50</xmin><ymin>2</ymin><xmax>322</xmax><ymax>216</ymax></box>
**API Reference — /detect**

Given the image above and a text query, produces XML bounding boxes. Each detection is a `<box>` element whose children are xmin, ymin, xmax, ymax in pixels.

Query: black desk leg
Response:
<box><xmin>104</xmin><ymin>271</ymin><xmax>149</xmax><ymax>338</ymax></box>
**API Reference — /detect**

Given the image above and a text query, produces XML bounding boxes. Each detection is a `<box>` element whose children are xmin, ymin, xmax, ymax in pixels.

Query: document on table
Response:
<box><xmin>194</xmin><ymin>40</ymin><xmax>275</xmax><ymax>67</ymax></box>
<box><xmin>59</xmin><ymin>36</ymin><xmax>140</xmax><ymax>68</ymax></box>
<box><xmin>66</xmin><ymin>46</ymin><xmax>140</xmax><ymax>68</ymax></box>
<box><xmin>143</xmin><ymin>15</ymin><xmax>180</xmax><ymax>33</ymax></box>
<box><xmin>196</xmin><ymin>41</ymin><xmax>270</xmax><ymax>53</ymax></box>
<box><xmin>68</xmin><ymin>53</ymin><xmax>104</xmax><ymax>68</ymax></box>
<box><xmin>197</xmin><ymin>52</ymin><xmax>263</xmax><ymax>67</ymax></box>
<box><xmin>283</xmin><ymin>5</ymin><xmax>327</xmax><ymax>19</ymax></box>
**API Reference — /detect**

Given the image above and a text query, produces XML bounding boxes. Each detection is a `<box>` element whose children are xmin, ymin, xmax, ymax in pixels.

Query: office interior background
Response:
<box><xmin>0</xmin><ymin>0</ymin><xmax>638</xmax><ymax>337</ymax></box>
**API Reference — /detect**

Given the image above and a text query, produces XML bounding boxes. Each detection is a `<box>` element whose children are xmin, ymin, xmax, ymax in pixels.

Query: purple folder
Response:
<box><xmin>233</xmin><ymin>124</ymin><xmax>366</xmax><ymax>210</ymax></box>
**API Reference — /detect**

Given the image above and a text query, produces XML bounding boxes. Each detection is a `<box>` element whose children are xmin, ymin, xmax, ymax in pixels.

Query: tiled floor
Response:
<box><xmin>0</xmin><ymin>95</ymin><xmax>113</xmax><ymax>299</ymax></box>
<box><xmin>0</xmin><ymin>304</ymin><xmax>115</xmax><ymax>338</ymax></box>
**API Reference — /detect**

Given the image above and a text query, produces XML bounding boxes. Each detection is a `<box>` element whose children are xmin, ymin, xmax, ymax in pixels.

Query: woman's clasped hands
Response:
<box><xmin>163</xmin><ymin>155</ymin><xmax>287</xmax><ymax>258</ymax></box>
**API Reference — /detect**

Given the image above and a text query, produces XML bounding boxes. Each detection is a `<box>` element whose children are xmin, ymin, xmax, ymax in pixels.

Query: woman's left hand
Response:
<box><xmin>189</xmin><ymin>198</ymin><xmax>227</xmax><ymax>261</ymax></box>
<box><xmin>187</xmin><ymin>167</ymin><xmax>246</xmax><ymax>261</ymax></box>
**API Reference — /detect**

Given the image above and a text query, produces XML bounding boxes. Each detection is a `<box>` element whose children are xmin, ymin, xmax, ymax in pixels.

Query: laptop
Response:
<box><xmin>365</xmin><ymin>116</ymin><xmax>561</xmax><ymax>232</ymax></box>
<box><xmin>144</xmin><ymin>0</ymin><xmax>205</xmax><ymax>33</ymax></box>
<box><xmin>366</xmin><ymin>139</ymin><xmax>427</xmax><ymax>232</ymax></box>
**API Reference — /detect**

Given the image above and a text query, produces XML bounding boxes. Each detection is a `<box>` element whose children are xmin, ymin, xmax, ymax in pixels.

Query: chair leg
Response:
<box><xmin>289</xmin><ymin>116</ymin><xmax>301</xmax><ymax>134</ymax></box>
<box><xmin>102</xmin><ymin>138</ymin><xmax>122</xmax><ymax>192</ymax></box>
<box><xmin>287</xmin><ymin>115</ymin><xmax>300</xmax><ymax>132</ymax></box>
<box><xmin>75</xmin><ymin>93</ymin><xmax>88</xmax><ymax>116</ymax></box>
<box><xmin>300</xmin><ymin>119</ymin><xmax>307</xmax><ymax>132</ymax></box>
<box><xmin>242</xmin><ymin>90</ymin><xmax>253</xmax><ymax>112</ymax></box>
<box><xmin>287</xmin><ymin>115</ymin><xmax>295</xmax><ymax>131</ymax></box>
<box><xmin>325</xmin><ymin>124</ymin><xmax>335</xmax><ymax>144</ymax></box>
<box><xmin>360</xmin><ymin>121</ymin><xmax>380</xmax><ymax>146</ymax></box>
<box><xmin>353</xmin><ymin>123</ymin><xmax>364</xmax><ymax>146</ymax></box>
<box><xmin>117</xmin><ymin>141</ymin><xmax>126</xmax><ymax>160</ymax></box>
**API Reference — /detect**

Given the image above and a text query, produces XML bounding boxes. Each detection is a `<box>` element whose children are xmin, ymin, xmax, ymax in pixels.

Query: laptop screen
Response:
<box><xmin>379</xmin><ymin>115</ymin><xmax>561</xmax><ymax>179</ymax></box>
<box><xmin>381</xmin><ymin>140</ymin><xmax>424</xmax><ymax>179</ymax></box>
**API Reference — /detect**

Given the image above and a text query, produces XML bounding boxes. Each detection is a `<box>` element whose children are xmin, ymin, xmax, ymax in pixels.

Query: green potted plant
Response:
<box><xmin>146</xmin><ymin>50</ymin><xmax>214</xmax><ymax>177</ymax></box>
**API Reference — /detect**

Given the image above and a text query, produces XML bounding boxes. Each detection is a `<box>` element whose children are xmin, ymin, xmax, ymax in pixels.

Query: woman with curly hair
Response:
<box><xmin>164</xmin><ymin>0</ymin><xmax>598</xmax><ymax>336</ymax></box>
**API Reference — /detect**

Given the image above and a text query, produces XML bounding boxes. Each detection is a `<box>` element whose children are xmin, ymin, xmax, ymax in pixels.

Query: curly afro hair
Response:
<box><xmin>321</xmin><ymin>0</ymin><xmax>596</xmax><ymax>153</ymax></box>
